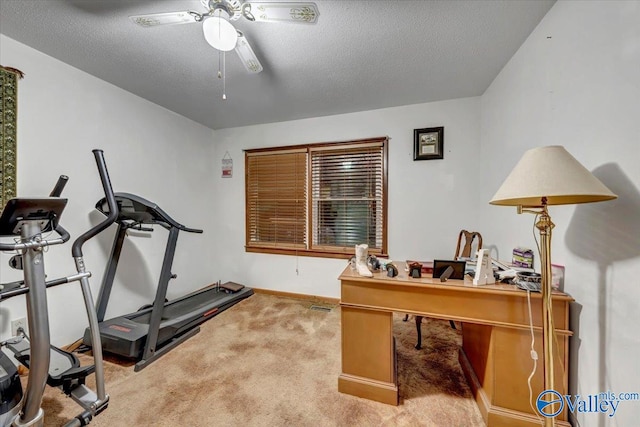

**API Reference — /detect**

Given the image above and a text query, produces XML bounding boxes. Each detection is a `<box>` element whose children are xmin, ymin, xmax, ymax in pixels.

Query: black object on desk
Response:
<box><xmin>386</xmin><ymin>263</ymin><xmax>398</xmax><ymax>278</ymax></box>
<box><xmin>433</xmin><ymin>260</ymin><xmax>466</xmax><ymax>280</ymax></box>
<box><xmin>439</xmin><ymin>266</ymin><xmax>454</xmax><ymax>282</ymax></box>
<box><xmin>408</xmin><ymin>262</ymin><xmax>422</xmax><ymax>278</ymax></box>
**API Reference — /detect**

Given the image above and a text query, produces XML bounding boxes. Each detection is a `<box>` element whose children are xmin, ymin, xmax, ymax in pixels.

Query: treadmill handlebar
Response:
<box><xmin>131</xmin><ymin>224</ymin><xmax>154</xmax><ymax>232</ymax></box>
<box><xmin>72</xmin><ymin>150</ymin><xmax>119</xmax><ymax>258</ymax></box>
<box><xmin>182</xmin><ymin>226</ymin><xmax>203</xmax><ymax>234</ymax></box>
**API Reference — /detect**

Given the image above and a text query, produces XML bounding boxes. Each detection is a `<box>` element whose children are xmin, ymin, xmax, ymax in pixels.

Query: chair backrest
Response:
<box><xmin>455</xmin><ymin>230</ymin><xmax>483</xmax><ymax>259</ymax></box>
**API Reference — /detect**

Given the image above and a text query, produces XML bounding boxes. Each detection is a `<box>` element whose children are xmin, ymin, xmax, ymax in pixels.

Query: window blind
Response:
<box><xmin>246</xmin><ymin>150</ymin><xmax>307</xmax><ymax>249</ymax></box>
<box><xmin>310</xmin><ymin>142</ymin><xmax>385</xmax><ymax>254</ymax></box>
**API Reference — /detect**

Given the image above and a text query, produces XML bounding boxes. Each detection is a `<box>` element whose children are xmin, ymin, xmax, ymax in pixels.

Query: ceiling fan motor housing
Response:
<box><xmin>202</xmin><ymin>0</ymin><xmax>243</xmax><ymax>21</ymax></box>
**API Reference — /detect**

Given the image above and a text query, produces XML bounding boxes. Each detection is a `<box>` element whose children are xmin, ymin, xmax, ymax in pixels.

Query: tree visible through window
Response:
<box><xmin>245</xmin><ymin>137</ymin><xmax>388</xmax><ymax>258</ymax></box>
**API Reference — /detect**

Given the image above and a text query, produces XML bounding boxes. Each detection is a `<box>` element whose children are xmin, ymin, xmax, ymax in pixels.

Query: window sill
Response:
<box><xmin>245</xmin><ymin>246</ymin><xmax>388</xmax><ymax>260</ymax></box>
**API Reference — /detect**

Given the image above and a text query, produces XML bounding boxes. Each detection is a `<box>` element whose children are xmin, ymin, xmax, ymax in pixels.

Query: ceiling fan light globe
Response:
<box><xmin>203</xmin><ymin>12</ymin><xmax>237</xmax><ymax>51</ymax></box>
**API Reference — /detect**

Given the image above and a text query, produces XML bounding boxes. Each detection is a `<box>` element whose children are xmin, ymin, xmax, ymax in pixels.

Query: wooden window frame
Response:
<box><xmin>245</xmin><ymin>137</ymin><xmax>388</xmax><ymax>259</ymax></box>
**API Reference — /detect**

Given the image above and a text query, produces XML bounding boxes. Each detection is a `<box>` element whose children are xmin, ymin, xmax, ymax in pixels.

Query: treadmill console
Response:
<box><xmin>95</xmin><ymin>193</ymin><xmax>202</xmax><ymax>233</ymax></box>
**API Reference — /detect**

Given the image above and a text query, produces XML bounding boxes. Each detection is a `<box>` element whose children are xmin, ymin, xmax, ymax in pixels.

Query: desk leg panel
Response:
<box><xmin>492</xmin><ymin>327</ymin><xmax>569</xmax><ymax>422</ymax></box>
<box><xmin>461</xmin><ymin>324</ymin><xmax>569</xmax><ymax>425</ymax></box>
<box><xmin>340</xmin><ymin>306</ymin><xmax>398</xmax><ymax>404</ymax></box>
<box><xmin>341</xmin><ymin>306</ymin><xmax>395</xmax><ymax>382</ymax></box>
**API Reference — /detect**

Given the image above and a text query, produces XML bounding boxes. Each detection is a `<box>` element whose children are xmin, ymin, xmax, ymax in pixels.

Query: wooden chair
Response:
<box><xmin>455</xmin><ymin>230</ymin><xmax>483</xmax><ymax>260</ymax></box>
<box><xmin>407</xmin><ymin>230</ymin><xmax>483</xmax><ymax>349</ymax></box>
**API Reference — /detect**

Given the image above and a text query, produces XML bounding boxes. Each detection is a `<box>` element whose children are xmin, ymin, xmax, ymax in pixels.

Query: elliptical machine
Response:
<box><xmin>0</xmin><ymin>149</ymin><xmax>118</xmax><ymax>427</ymax></box>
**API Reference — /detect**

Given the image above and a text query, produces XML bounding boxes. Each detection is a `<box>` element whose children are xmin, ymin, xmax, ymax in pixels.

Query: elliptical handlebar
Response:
<box><xmin>49</xmin><ymin>175</ymin><xmax>69</xmax><ymax>197</ymax></box>
<box><xmin>55</xmin><ymin>224</ymin><xmax>71</xmax><ymax>243</ymax></box>
<box><xmin>0</xmin><ymin>232</ymin><xmax>70</xmax><ymax>252</ymax></box>
<box><xmin>71</xmin><ymin>150</ymin><xmax>118</xmax><ymax>258</ymax></box>
<box><xmin>53</xmin><ymin>176</ymin><xmax>71</xmax><ymax>242</ymax></box>
<box><xmin>0</xmin><ymin>227</ymin><xmax>70</xmax><ymax>251</ymax></box>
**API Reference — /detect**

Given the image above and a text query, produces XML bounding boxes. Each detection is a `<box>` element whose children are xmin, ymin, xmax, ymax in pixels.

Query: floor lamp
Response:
<box><xmin>489</xmin><ymin>145</ymin><xmax>617</xmax><ymax>426</ymax></box>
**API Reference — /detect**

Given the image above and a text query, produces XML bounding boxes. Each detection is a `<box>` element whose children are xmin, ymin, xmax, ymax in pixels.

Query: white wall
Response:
<box><xmin>211</xmin><ymin>98</ymin><xmax>480</xmax><ymax>297</ymax></box>
<box><xmin>0</xmin><ymin>35</ymin><xmax>217</xmax><ymax>346</ymax></box>
<box><xmin>479</xmin><ymin>1</ymin><xmax>640</xmax><ymax>426</ymax></box>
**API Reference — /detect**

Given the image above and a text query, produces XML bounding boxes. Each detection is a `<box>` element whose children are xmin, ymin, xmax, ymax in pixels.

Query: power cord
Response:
<box><xmin>526</xmin><ymin>289</ymin><xmax>544</xmax><ymax>425</ymax></box>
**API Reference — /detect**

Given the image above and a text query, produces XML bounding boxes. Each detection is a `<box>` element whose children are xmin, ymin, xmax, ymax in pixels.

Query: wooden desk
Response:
<box><xmin>338</xmin><ymin>263</ymin><xmax>573</xmax><ymax>427</ymax></box>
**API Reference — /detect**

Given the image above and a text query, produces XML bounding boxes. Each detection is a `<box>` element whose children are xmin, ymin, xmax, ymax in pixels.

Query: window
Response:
<box><xmin>245</xmin><ymin>137</ymin><xmax>388</xmax><ymax>258</ymax></box>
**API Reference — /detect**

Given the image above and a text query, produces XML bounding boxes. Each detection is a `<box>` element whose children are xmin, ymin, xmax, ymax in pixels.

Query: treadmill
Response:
<box><xmin>83</xmin><ymin>193</ymin><xmax>253</xmax><ymax>371</ymax></box>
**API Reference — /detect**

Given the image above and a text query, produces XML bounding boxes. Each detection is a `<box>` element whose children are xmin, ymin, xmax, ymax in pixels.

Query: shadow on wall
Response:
<box><xmin>564</xmin><ymin>162</ymin><xmax>640</xmax><ymax>425</ymax></box>
<box><xmin>89</xmin><ymin>209</ymin><xmax>157</xmax><ymax>310</ymax></box>
<box><xmin>484</xmin><ymin>244</ymin><xmax>500</xmax><ymax>263</ymax></box>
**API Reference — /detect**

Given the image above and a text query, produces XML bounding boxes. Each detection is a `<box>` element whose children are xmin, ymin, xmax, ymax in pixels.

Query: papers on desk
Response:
<box><xmin>462</xmin><ymin>258</ymin><xmax>536</xmax><ymax>282</ymax></box>
<box><xmin>492</xmin><ymin>259</ymin><xmax>535</xmax><ymax>281</ymax></box>
<box><xmin>497</xmin><ymin>269</ymin><xmax>517</xmax><ymax>281</ymax></box>
<box><xmin>455</xmin><ymin>257</ymin><xmax>478</xmax><ymax>275</ymax></box>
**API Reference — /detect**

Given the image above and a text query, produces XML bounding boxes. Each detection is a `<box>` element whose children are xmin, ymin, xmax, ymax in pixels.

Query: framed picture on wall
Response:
<box><xmin>413</xmin><ymin>126</ymin><xmax>444</xmax><ymax>160</ymax></box>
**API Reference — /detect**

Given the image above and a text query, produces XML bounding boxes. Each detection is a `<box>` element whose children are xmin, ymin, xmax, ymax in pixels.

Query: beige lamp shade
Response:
<box><xmin>490</xmin><ymin>145</ymin><xmax>617</xmax><ymax>206</ymax></box>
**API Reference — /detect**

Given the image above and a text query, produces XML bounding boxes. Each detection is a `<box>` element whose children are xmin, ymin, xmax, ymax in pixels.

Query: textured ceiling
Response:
<box><xmin>0</xmin><ymin>0</ymin><xmax>555</xmax><ymax>130</ymax></box>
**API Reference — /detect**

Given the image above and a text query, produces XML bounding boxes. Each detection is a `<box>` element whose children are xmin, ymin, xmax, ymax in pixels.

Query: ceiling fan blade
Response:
<box><xmin>243</xmin><ymin>2</ymin><xmax>319</xmax><ymax>24</ymax></box>
<box><xmin>235</xmin><ymin>32</ymin><xmax>263</xmax><ymax>73</ymax></box>
<box><xmin>130</xmin><ymin>11</ymin><xmax>199</xmax><ymax>28</ymax></box>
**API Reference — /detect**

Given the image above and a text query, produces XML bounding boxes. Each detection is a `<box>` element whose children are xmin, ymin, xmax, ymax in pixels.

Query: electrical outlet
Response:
<box><xmin>11</xmin><ymin>317</ymin><xmax>27</xmax><ymax>336</ymax></box>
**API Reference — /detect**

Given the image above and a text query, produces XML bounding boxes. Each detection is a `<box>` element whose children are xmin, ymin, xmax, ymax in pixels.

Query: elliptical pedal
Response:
<box><xmin>0</xmin><ymin>352</ymin><xmax>22</xmax><ymax>426</ymax></box>
<box><xmin>5</xmin><ymin>335</ymin><xmax>95</xmax><ymax>395</ymax></box>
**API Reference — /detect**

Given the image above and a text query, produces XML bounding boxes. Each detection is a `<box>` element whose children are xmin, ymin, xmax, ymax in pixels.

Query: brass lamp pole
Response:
<box><xmin>490</xmin><ymin>146</ymin><xmax>617</xmax><ymax>426</ymax></box>
<box><xmin>520</xmin><ymin>200</ymin><xmax>556</xmax><ymax>426</ymax></box>
<box><xmin>538</xmin><ymin>202</ymin><xmax>555</xmax><ymax>426</ymax></box>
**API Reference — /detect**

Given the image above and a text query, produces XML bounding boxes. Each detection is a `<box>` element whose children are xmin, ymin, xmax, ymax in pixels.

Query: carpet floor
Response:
<box><xmin>33</xmin><ymin>292</ymin><xmax>484</xmax><ymax>426</ymax></box>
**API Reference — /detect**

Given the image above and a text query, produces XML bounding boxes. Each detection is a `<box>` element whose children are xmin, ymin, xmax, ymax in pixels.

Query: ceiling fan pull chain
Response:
<box><xmin>216</xmin><ymin>48</ymin><xmax>227</xmax><ymax>100</ymax></box>
<box><xmin>215</xmin><ymin>6</ymin><xmax>227</xmax><ymax>100</ymax></box>
<box><xmin>222</xmin><ymin>51</ymin><xmax>227</xmax><ymax>100</ymax></box>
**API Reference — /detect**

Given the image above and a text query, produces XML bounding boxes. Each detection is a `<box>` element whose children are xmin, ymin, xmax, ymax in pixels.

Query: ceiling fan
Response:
<box><xmin>130</xmin><ymin>1</ymin><xmax>320</xmax><ymax>75</ymax></box>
